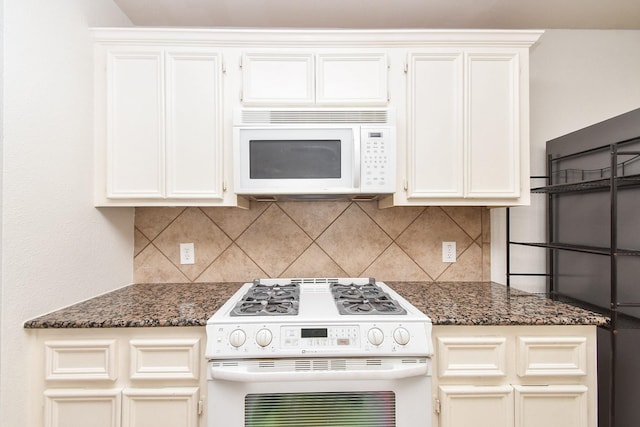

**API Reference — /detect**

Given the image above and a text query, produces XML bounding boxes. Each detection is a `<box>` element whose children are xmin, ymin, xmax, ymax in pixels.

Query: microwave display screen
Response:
<box><xmin>249</xmin><ymin>140</ymin><xmax>341</xmax><ymax>179</ymax></box>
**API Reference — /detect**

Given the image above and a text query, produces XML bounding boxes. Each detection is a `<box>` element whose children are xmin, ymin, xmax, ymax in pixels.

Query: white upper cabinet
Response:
<box><xmin>94</xmin><ymin>42</ymin><xmax>247</xmax><ymax>207</ymax></box>
<box><xmin>405</xmin><ymin>50</ymin><xmax>465</xmax><ymax>199</ymax></box>
<box><xmin>93</xmin><ymin>29</ymin><xmax>541</xmax><ymax>208</ymax></box>
<box><xmin>105</xmin><ymin>47</ymin><xmax>164</xmax><ymax>199</ymax></box>
<box><xmin>241</xmin><ymin>52</ymin><xmax>315</xmax><ymax>104</ymax></box>
<box><xmin>382</xmin><ymin>44</ymin><xmax>532</xmax><ymax>207</ymax></box>
<box><xmin>241</xmin><ymin>51</ymin><xmax>388</xmax><ymax>105</ymax></box>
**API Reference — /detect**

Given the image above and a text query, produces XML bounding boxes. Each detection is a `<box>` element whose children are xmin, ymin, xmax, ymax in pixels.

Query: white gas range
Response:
<box><xmin>205</xmin><ymin>278</ymin><xmax>434</xmax><ymax>427</ymax></box>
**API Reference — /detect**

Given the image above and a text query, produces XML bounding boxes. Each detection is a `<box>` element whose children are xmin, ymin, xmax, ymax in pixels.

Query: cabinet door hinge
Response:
<box><xmin>403</xmin><ymin>179</ymin><xmax>408</xmax><ymax>191</ymax></box>
<box><xmin>434</xmin><ymin>398</ymin><xmax>441</xmax><ymax>415</ymax></box>
<box><xmin>403</xmin><ymin>62</ymin><xmax>408</xmax><ymax>74</ymax></box>
<box><xmin>223</xmin><ymin>180</ymin><xmax>228</xmax><ymax>192</ymax></box>
<box><xmin>198</xmin><ymin>399</ymin><xmax>204</xmax><ymax>415</ymax></box>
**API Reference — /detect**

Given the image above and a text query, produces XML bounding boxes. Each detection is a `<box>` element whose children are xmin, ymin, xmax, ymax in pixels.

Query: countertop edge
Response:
<box><xmin>23</xmin><ymin>281</ymin><xmax>610</xmax><ymax>329</ymax></box>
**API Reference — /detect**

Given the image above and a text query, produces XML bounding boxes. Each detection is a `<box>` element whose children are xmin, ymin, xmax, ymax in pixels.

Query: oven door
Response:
<box><xmin>207</xmin><ymin>357</ymin><xmax>432</xmax><ymax>427</ymax></box>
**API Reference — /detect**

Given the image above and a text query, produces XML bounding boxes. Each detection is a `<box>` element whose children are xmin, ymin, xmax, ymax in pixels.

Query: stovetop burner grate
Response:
<box><xmin>230</xmin><ymin>281</ymin><xmax>300</xmax><ymax>316</ymax></box>
<box><xmin>331</xmin><ymin>282</ymin><xmax>407</xmax><ymax>315</ymax></box>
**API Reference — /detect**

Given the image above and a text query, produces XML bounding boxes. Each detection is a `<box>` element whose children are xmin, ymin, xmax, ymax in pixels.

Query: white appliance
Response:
<box><xmin>205</xmin><ymin>278</ymin><xmax>433</xmax><ymax>427</ymax></box>
<box><xmin>233</xmin><ymin>108</ymin><xmax>396</xmax><ymax>199</ymax></box>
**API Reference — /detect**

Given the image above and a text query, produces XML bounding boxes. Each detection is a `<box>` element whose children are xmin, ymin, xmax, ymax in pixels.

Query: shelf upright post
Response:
<box><xmin>506</xmin><ymin>207</ymin><xmax>511</xmax><ymax>287</ymax></box>
<box><xmin>547</xmin><ymin>154</ymin><xmax>555</xmax><ymax>295</ymax></box>
<box><xmin>609</xmin><ymin>142</ymin><xmax>618</xmax><ymax>427</ymax></box>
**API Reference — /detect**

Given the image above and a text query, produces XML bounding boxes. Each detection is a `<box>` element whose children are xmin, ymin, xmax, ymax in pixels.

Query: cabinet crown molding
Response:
<box><xmin>91</xmin><ymin>28</ymin><xmax>544</xmax><ymax>47</ymax></box>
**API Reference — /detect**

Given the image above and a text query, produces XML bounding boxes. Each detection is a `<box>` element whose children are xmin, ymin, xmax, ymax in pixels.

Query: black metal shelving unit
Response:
<box><xmin>507</xmin><ymin>134</ymin><xmax>640</xmax><ymax>427</ymax></box>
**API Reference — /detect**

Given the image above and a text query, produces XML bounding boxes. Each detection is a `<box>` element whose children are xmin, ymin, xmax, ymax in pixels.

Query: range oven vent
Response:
<box><xmin>239</xmin><ymin>108</ymin><xmax>393</xmax><ymax>125</ymax></box>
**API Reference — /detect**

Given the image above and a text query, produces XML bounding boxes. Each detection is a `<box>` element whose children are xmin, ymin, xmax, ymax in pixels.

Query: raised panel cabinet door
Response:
<box><xmin>406</xmin><ymin>51</ymin><xmax>464</xmax><ymax>199</ymax></box>
<box><xmin>122</xmin><ymin>388</ymin><xmax>199</xmax><ymax>427</ymax></box>
<box><xmin>465</xmin><ymin>50</ymin><xmax>520</xmax><ymax>198</ymax></box>
<box><xmin>165</xmin><ymin>50</ymin><xmax>224</xmax><ymax>199</ymax></box>
<box><xmin>107</xmin><ymin>48</ymin><xmax>164</xmax><ymax>198</ymax></box>
<box><xmin>44</xmin><ymin>389</ymin><xmax>121</xmax><ymax>427</ymax></box>
<box><xmin>241</xmin><ymin>52</ymin><xmax>314</xmax><ymax>104</ymax></box>
<box><xmin>316</xmin><ymin>53</ymin><xmax>388</xmax><ymax>105</ymax></box>
<box><xmin>439</xmin><ymin>385</ymin><xmax>513</xmax><ymax>427</ymax></box>
<box><xmin>514</xmin><ymin>385</ymin><xmax>588</xmax><ymax>427</ymax></box>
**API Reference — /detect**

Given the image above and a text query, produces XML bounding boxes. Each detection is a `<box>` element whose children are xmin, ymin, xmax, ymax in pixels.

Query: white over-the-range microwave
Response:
<box><xmin>233</xmin><ymin>108</ymin><xmax>396</xmax><ymax>200</ymax></box>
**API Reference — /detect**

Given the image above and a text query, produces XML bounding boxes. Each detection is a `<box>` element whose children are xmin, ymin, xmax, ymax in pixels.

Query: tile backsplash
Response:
<box><xmin>134</xmin><ymin>202</ymin><xmax>490</xmax><ymax>283</ymax></box>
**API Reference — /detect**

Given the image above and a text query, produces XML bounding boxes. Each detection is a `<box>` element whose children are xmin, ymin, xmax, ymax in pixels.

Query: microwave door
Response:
<box><xmin>236</xmin><ymin>128</ymin><xmax>357</xmax><ymax>194</ymax></box>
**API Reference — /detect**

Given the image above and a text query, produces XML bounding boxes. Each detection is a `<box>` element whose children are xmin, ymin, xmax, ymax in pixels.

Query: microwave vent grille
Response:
<box><xmin>240</xmin><ymin>109</ymin><xmax>391</xmax><ymax>125</ymax></box>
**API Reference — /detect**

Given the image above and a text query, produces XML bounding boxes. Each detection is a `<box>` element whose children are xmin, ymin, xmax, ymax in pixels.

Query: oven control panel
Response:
<box><xmin>281</xmin><ymin>325</ymin><xmax>361</xmax><ymax>349</ymax></box>
<box><xmin>206</xmin><ymin>322</ymin><xmax>433</xmax><ymax>358</ymax></box>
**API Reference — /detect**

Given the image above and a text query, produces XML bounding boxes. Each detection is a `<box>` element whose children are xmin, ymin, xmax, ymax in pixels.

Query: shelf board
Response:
<box><xmin>509</xmin><ymin>241</ymin><xmax>640</xmax><ymax>256</ymax></box>
<box><xmin>531</xmin><ymin>173</ymin><xmax>640</xmax><ymax>194</ymax></box>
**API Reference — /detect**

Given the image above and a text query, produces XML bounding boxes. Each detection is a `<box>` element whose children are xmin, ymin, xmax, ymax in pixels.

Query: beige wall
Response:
<box><xmin>2</xmin><ymin>1</ymin><xmax>133</xmax><ymax>426</ymax></box>
<box><xmin>135</xmin><ymin>203</ymin><xmax>491</xmax><ymax>283</ymax></box>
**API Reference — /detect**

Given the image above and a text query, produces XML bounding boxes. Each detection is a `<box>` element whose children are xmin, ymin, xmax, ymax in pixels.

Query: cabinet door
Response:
<box><xmin>122</xmin><ymin>388</ymin><xmax>199</xmax><ymax>427</ymax></box>
<box><xmin>106</xmin><ymin>48</ymin><xmax>164</xmax><ymax>198</ymax></box>
<box><xmin>439</xmin><ymin>385</ymin><xmax>513</xmax><ymax>427</ymax></box>
<box><xmin>514</xmin><ymin>385</ymin><xmax>588</xmax><ymax>427</ymax></box>
<box><xmin>466</xmin><ymin>50</ymin><xmax>520</xmax><ymax>198</ymax></box>
<box><xmin>45</xmin><ymin>389</ymin><xmax>121</xmax><ymax>427</ymax></box>
<box><xmin>406</xmin><ymin>51</ymin><xmax>464</xmax><ymax>199</ymax></box>
<box><xmin>241</xmin><ymin>52</ymin><xmax>314</xmax><ymax>104</ymax></box>
<box><xmin>165</xmin><ymin>50</ymin><xmax>223</xmax><ymax>199</ymax></box>
<box><xmin>316</xmin><ymin>53</ymin><xmax>388</xmax><ymax>105</ymax></box>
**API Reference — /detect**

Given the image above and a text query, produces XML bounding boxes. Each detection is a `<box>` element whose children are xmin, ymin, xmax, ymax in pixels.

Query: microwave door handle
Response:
<box><xmin>210</xmin><ymin>363</ymin><xmax>428</xmax><ymax>382</ymax></box>
<box><xmin>353</xmin><ymin>129</ymin><xmax>361</xmax><ymax>189</ymax></box>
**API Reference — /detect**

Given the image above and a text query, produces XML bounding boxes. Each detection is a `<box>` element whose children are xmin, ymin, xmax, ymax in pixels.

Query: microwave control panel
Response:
<box><xmin>360</xmin><ymin>126</ymin><xmax>395</xmax><ymax>192</ymax></box>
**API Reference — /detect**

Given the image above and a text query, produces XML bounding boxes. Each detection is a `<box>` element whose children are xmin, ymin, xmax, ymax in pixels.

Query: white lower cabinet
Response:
<box><xmin>34</xmin><ymin>328</ymin><xmax>206</xmax><ymax>427</ymax></box>
<box><xmin>432</xmin><ymin>325</ymin><xmax>597</xmax><ymax>427</ymax></box>
<box><xmin>122</xmin><ymin>388</ymin><xmax>200</xmax><ymax>427</ymax></box>
<box><xmin>513</xmin><ymin>385</ymin><xmax>588</xmax><ymax>427</ymax></box>
<box><xmin>439</xmin><ymin>385</ymin><xmax>513</xmax><ymax>427</ymax></box>
<box><xmin>44</xmin><ymin>389</ymin><xmax>121</xmax><ymax>427</ymax></box>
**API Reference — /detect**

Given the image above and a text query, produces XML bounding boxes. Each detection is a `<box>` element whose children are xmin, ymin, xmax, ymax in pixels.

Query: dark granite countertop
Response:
<box><xmin>386</xmin><ymin>281</ymin><xmax>609</xmax><ymax>326</ymax></box>
<box><xmin>24</xmin><ymin>281</ymin><xmax>609</xmax><ymax>329</ymax></box>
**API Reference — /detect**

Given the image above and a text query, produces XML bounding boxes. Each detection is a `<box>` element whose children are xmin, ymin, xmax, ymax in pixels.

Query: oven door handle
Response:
<box><xmin>210</xmin><ymin>363</ymin><xmax>429</xmax><ymax>382</ymax></box>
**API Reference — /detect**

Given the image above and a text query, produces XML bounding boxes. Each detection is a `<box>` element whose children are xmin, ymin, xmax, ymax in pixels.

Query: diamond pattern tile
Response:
<box><xmin>282</xmin><ymin>243</ymin><xmax>347</xmax><ymax>278</ymax></box>
<box><xmin>134</xmin><ymin>228</ymin><xmax>150</xmax><ymax>257</ymax></box>
<box><xmin>357</xmin><ymin>202</ymin><xmax>425</xmax><ymax>239</ymax></box>
<box><xmin>134</xmin><ymin>202</ymin><xmax>491</xmax><ymax>283</ymax></box>
<box><xmin>316</xmin><ymin>204</ymin><xmax>392</xmax><ymax>276</ymax></box>
<box><xmin>280</xmin><ymin>201</ymin><xmax>350</xmax><ymax>239</ymax></box>
<box><xmin>363</xmin><ymin>243</ymin><xmax>432</xmax><ymax>281</ymax></box>
<box><xmin>134</xmin><ymin>245</ymin><xmax>189</xmax><ymax>283</ymax></box>
<box><xmin>135</xmin><ymin>207</ymin><xmax>185</xmax><ymax>240</ymax></box>
<box><xmin>197</xmin><ymin>244</ymin><xmax>267</xmax><ymax>282</ymax></box>
<box><xmin>438</xmin><ymin>242</ymin><xmax>483</xmax><ymax>281</ymax></box>
<box><xmin>442</xmin><ymin>207</ymin><xmax>483</xmax><ymax>240</ymax></box>
<box><xmin>153</xmin><ymin>207</ymin><xmax>232</xmax><ymax>281</ymax></box>
<box><xmin>236</xmin><ymin>204</ymin><xmax>312</xmax><ymax>277</ymax></box>
<box><xmin>201</xmin><ymin>202</ymin><xmax>269</xmax><ymax>239</ymax></box>
<box><xmin>396</xmin><ymin>207</ymin><xmax>473</xmax><ymax>279</ymax></box>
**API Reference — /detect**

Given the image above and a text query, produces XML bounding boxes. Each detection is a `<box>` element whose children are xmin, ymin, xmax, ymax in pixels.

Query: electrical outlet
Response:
<box><xmin>180</xmin><ymin>243</ymin><xmax>195</xmax><ymax>265</ymax></box>
<box><xmin>442</xmin><ymin>242</ymin><xmax>456</xmax><ymax>263</ymax></box>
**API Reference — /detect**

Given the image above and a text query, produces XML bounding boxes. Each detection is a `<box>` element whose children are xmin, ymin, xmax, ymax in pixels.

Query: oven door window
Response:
<box><xmin>245</xmin><ymin>391</ymin><xmax>396</xmax><ymax>426</ymax></box>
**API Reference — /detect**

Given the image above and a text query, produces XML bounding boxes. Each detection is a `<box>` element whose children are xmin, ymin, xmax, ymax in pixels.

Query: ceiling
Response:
<box><xmin>113</xmin><ymin>0</ymin><xmax>640</xmax><ymax>30</ymax></box>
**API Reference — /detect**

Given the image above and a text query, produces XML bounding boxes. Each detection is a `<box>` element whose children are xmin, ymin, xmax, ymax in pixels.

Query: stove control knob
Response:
<box><xmin>229</xmin><ymin>329</ymin><xmax>246</xmax><ymax>348</ymax></box>
<box><xmin>255</xmin><ymin>328</ymin><xmax>273</xmax><ymax>347</ymax></box>
<box><xmin>367</xmin><ymin>327</ymin><xmax>385</xmax><ymax>346</ymax></box>
<box><xmin>393</xmin><ymin>327</ymin><xmax>411</xmax><ymax>345</ymax></box>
